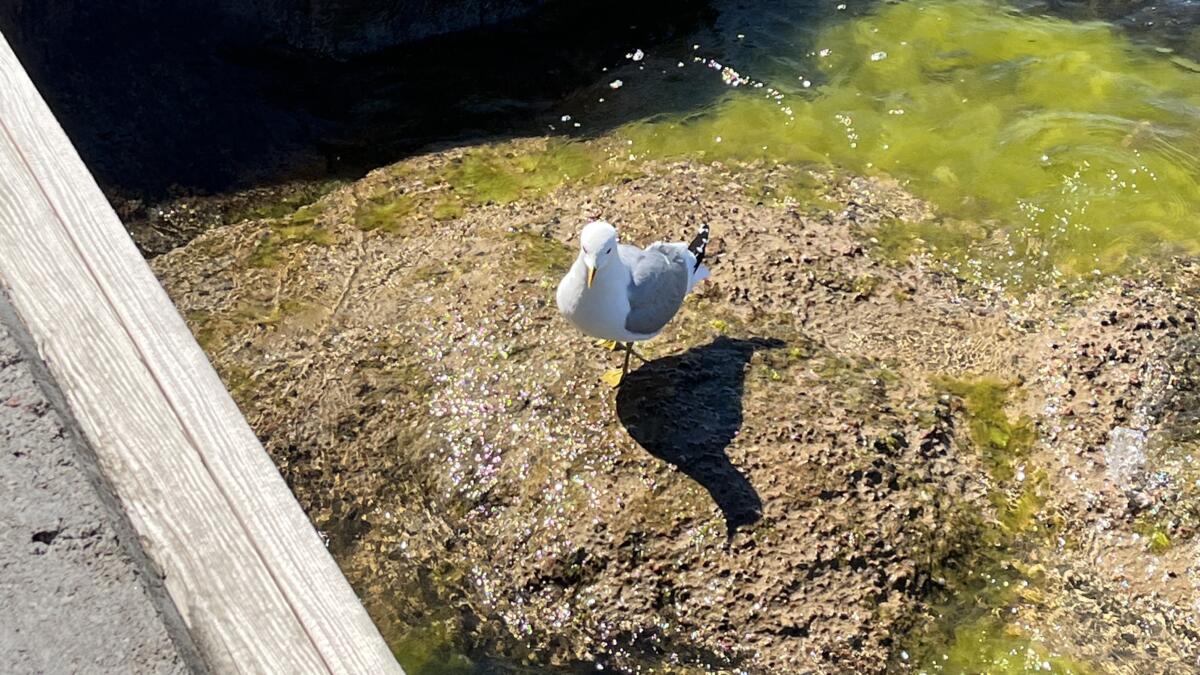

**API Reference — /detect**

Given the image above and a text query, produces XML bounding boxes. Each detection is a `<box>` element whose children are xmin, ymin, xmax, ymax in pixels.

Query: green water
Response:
<box><xmin>597</xmin><ymin>0</ymin><xmax>1200</xmax><ymax>288</ymax></box>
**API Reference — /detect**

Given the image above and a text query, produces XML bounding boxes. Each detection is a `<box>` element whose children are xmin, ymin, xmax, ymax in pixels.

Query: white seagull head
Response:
<box><xmin>579</xmin><ymin>220</ymin><xmax>619</xmax><ymax>287</ymax></box>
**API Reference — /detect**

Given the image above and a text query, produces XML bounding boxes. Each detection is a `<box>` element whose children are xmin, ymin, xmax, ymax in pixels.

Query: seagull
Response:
<box><xmin>556</xmin><ymin>219</ymin><xmax>710</xmax><ymax>386</ymax></box>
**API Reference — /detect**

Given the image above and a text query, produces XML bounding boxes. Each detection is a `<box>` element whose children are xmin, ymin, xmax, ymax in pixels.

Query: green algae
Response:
<box><xmin>911</xmin><ymin>549</ymin><xmax>1093</xmax><ymax>675</ymax></box>
<box><xmin>507</xmin><ymin>230</ymin><xmax>574</xmax><ymax>277</ymax></box>
<box><xmin>248</xmin><ymin>206</ymin><xmax>335</xmax><ymax>267</ymax></box>
<box><xmin>356</xmin><ymin>193</ymin><xmax>417</xmax><ymax>233</ymax></box>
<box><xmin>413</xmin><ymin>263</ymin><xmax>452</xmax><ymax>285</ymax></box>
<box><xmin>390</xmin><ymin>622</ymin><xmax>475</xmax><ymax>675</ymax></box>
<box><xmin>355</xmin><ymin>140</ymin><xmax>628</xmax><ymax>235</ymax></box>
<box><xmin>874</xmin><ymin>218</ymin><xmax>988</xmax><ymax>265</ymax></box>
<box><xmin>850</xmin><ymin>273</ymin><xmax>882</xmax><ymax>299</ymax></box>
<box><xmin>1131</xmin><ymin>439</ymin><xmax>1200</xmax><ymax>552</ymax></box>
<box><xmin>185</xmin><ymin>300</ymin><xmax>313</xmax><ymax>358</ymax></box>
<box><xmin>431</xmin><ymin>199</ymin><xmax>465</xmax><ymax>221</ymax></box>
<box><xmin>905</xmin><ymin>378</ymin><xmax>1091</xmax><ymax>673</ymax></box>
<box><xmin>938</xmin><ymin>377</ymin><xmax>1035</xmax><ymax>483</ymax></box>
<box><xmin>929</xmin><ymin>614</ymin><xmax>1094</xmax><ymax>674</ymax></box>
<box><xmin>219</xmin><ymin>363</ymin><xmax>260</xmax><ymax>404</ymax></box>
<box><xmin>226</xmin><ymin>180</ymin><xmax>345</xmax><ymax>224</ymax></box>
<box><xmin>744</xmin><ymin>170</ymin><xmax>841</xmax><ymax>211</ymax></box>
<box><xmin>937</xmin><ymin>377</ymin><xmax>1048</xmax><ymax>538</ymax></box>
<box><xmin>1148</xmin><ymin>528</ymin><xmax>1173</xmax><ymax>553</ymax></box>
<box><xmin>185</xmin><ymin>310</ymin><xmax>222</xmax><ymax>354</ymax></box>
<box><xmin>231</xmin><ymin>299</ymin><xmax>311</xmax><ymax>328</ymax></box>
<box><xmin>442</xmin><ymin>141</ymin><xmax>613</xmax><ymax>205</ymax></box>
<box><xmin>616</xmin><ymin>0</ymin><xmax>1200</xmax><ymax>287</ymax></box>
<box><xmin>1135</xmin><ymin>339</ymin><xmax>1200</xmax><ymax>549</ymax></box>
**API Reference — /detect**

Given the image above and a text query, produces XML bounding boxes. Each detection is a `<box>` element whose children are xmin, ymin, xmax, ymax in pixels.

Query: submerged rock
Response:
<box><xmin>154</xmin><ymin>136</ymin><xmax>1200</xmax><ymax>673</ymax></box>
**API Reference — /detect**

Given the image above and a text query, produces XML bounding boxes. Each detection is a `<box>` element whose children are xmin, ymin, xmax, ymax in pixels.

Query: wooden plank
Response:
<box><xmin>0</xmin><ymin>32</ymin><xmax>402</xmax><ymax>675</ymax></box>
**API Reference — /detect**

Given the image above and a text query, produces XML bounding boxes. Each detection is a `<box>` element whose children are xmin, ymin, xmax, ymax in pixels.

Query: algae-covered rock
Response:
<box><xmin>153</xmin><ymin>135</ymin><xmax>1200</xmax><ymax>673</ymax></box>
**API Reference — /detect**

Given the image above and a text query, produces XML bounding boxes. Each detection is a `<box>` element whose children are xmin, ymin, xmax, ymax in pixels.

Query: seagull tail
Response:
<box><xmin>687</xmin><ymin>222</ymin><xmax>710</xmax><ymax>271</ymax></box>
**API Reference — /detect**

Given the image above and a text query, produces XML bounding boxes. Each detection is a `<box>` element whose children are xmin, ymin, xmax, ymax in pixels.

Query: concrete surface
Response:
<box><xmin>0</xmin><ymin>293</ymin><xmax>203</xmax><ymax>674</ymax></box>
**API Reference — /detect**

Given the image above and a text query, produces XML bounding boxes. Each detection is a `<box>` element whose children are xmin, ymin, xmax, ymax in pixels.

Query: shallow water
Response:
<box><xmin>551</xmin><ymin>0</ymin><xmax>1200</xmax><ymax>289</ymax></box>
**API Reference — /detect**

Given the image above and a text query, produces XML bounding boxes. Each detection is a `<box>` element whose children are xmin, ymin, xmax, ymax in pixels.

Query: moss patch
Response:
<box><xmin>507</xmin><ymin>230</ymin><xmax>573</xmax><ymax>277</ymax></box>
<box><xmin>226</xmin><ymin>180</ymin><xmax>344</xmax><ymax>224</ymax></box>
<box><xmin>248</xmin><ymin>206</ymin><xmax>335</xmax><ymax>267</ymax></box>
<box><xmin>355</xmin><ymin>194</ymin><xmax>417</xmax><ymax>234</ymax></box>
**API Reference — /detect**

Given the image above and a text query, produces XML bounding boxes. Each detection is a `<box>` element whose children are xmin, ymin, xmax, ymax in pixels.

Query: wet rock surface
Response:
<box><xmin>153</xmin><ymin>138</ymin><xmax>1200</xmax><ymax>672</ymax></box>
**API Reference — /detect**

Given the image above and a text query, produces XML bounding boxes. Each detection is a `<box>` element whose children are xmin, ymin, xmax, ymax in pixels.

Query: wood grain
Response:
<box><xmin>0</xmin><ymin>32</ymin><xmax>402</xmax><ymax>675</ymax></box>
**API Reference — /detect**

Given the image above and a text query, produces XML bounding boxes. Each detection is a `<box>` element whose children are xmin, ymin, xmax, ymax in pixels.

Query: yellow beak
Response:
<box><xmin>586</xmin><ymin>265</ymin><xmax>596</xmax><ymax>288</ymax></box>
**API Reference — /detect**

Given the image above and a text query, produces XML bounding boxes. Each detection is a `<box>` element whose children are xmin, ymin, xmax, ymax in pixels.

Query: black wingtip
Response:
<box><xmin>688</xmin><ymin>222</ymin><xmax>710</xmax><ymax>271</ymax></box>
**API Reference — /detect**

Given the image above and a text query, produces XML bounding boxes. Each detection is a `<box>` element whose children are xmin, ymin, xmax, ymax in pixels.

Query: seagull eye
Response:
<box><xmin>605</xmin><ymin>247</ymin><xmax>612</xmax><ymax>254</ymax></box>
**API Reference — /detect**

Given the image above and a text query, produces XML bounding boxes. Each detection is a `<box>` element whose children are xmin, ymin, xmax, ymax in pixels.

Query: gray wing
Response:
<box><xmin>621</xmin><ymin>243</ymin><xmax>690</xmax><ymax>335</ymax></box>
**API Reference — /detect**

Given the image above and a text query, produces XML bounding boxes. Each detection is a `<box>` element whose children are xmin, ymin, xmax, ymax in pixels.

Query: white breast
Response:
<box><xmin>556</xmin><ymin>258</ymin><xmax>635</xmax><ymax>341</ymax></box>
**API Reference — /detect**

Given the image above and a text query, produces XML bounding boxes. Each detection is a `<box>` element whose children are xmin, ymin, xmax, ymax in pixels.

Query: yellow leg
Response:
<box><xmin>600</xmin><ymin>343</ymin><xmax>641</xmax><ymax>388</ymax></box>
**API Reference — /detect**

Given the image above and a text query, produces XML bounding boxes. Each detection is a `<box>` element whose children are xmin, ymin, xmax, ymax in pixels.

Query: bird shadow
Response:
<box><xmin>615</xmin><ymin>336</ymin><xmax>783</xmax><ymax>537</ymax></box>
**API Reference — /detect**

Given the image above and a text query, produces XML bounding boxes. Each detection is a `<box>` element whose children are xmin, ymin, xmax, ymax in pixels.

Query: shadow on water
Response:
<box><xmin>5</xmin><ymin>0</ymin><xmax>1196</xmax><ymax>202</ymax></box>
<box><xmin>615</xmin><ymin>336</ymin><xmax>783</xmax><ymax>536</ymax></box>
<box><xmin>0</xmin><ymin>0</ymin><xmax>719</xmax><ymax>199</ymax></box>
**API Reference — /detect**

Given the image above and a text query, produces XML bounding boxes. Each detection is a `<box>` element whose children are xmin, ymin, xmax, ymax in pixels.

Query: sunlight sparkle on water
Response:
<box><xmin>613</xmin><ymin>0</ymin><xmax>1200</xmax><ymax>289</ymax></box>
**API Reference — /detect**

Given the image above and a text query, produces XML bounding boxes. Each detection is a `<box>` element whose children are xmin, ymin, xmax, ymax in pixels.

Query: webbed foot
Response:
<box><xmin>600</xmin><ymin>368</ymin><xmax>625</xmax><ymax>388</ymax></box>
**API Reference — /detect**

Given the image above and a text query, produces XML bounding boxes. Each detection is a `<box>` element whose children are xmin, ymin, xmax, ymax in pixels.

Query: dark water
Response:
<box><xmin>0</xmin><ymin>1</ymin><xmax>714</xmax><ymax>199</ymax></box>
<box><xmin>4</xmin><ymin>0</ymin><xmax>1196</xmax><ymax>205</ymax></box>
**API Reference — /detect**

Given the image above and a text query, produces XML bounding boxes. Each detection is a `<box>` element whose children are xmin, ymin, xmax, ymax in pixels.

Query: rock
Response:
<box><xmin>152</xmin><ymin>136</ymin><xmax>1200</xmax><ymax>672</ymax></box>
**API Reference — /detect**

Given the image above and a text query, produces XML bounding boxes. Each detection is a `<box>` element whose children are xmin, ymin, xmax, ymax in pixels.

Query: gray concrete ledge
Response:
<box><xmin>0</xmin><ymin>291</ymin><xmax>205</xmax><ymax>675</ymax></box>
